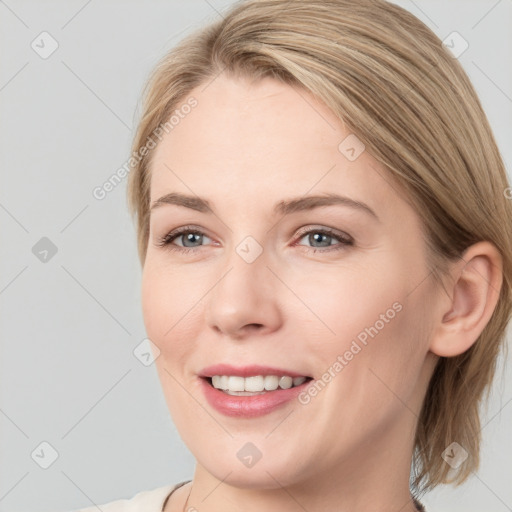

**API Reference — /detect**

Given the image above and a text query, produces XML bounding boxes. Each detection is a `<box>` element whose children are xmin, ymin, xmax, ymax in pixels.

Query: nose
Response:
<box><xmin>204</xmin><ymin>246</ymin><xmax>283</xmax><ymax>340</ymax></box>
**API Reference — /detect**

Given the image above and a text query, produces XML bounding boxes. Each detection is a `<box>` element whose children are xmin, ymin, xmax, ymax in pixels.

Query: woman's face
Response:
<box><xmin>142</xmin><ymin>74</ymin><xmax>440</xmax><ymax>488</ymax></box>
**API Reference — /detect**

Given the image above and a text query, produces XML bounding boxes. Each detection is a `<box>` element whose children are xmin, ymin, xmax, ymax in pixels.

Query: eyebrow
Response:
<box><xmin>150</xmin><ymin>192</ymin><xmax>379</xmax><ymax>220</ymax></box>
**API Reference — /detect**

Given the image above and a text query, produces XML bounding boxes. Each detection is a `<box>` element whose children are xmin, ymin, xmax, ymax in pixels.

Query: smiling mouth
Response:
<box><xmin>203</xmin><ymin>375</ymin><xmax>314</xmax><ymax>396</ymax></box>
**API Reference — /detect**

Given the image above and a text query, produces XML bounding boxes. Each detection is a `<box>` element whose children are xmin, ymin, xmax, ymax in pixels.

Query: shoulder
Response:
<box><xmin>69</xmin><ymin>483</ymin><xmax>180</xmax><ymax>512</ymax></box>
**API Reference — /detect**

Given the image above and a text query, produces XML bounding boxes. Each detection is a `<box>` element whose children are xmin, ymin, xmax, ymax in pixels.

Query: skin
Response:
<box><xmin>141</xmin><ymin>74</ymin><xmax>503</xmax><ymax>512</ymax></box>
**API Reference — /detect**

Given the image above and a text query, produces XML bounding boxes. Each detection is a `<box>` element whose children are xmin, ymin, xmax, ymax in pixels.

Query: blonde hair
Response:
<box><xmin>127</xmin><ymin>0</ymin><xmax>512</xmax><ymax>493</ymax></box>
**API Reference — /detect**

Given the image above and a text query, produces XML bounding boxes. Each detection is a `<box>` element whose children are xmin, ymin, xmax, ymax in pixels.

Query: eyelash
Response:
<box><xmin>155</xmin><ymin>225</ymin><xmax>354</xmax><ymax>254</ymax></box>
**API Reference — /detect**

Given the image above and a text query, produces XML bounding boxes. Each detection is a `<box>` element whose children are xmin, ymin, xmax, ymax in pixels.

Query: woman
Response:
<box><xmin>75</xmin><ymin>0</ymin><xmax>512</xmax><ymax>510</ymax></box>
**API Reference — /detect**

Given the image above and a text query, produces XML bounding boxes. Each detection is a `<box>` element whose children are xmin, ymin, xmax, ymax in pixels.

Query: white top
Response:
<box><xmin>70</xmin><ymin>481</ymin><xmax>189</xmax><ymax>512</ymax></box>
<box><xmin>70</xmin><ymin>481</ymin><xmax>427</xmax><ymax>512</ymax></box>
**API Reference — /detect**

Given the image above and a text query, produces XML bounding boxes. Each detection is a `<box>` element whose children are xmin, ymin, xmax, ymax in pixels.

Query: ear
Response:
<box><xmin>429</xmin><ymin>241</ymin><xmax>503</xmax><ymax>357</ymax></box>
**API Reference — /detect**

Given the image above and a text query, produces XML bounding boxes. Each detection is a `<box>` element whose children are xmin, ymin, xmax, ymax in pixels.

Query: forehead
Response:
<box><xmin>148</xmin><ymin>74</ymin><xmax>406</xmax><ymax>219</ymax></box>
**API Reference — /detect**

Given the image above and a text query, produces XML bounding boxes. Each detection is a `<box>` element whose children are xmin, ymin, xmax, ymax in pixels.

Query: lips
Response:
<box><xmin>198</xmin><ymin>364</ymin><xmax>314</xmax><ymax>417</ymax></box>
<box><xmin>199</xmin><ymin>364</ymin><xmax>310</xmax><ymax>379</ymax></box>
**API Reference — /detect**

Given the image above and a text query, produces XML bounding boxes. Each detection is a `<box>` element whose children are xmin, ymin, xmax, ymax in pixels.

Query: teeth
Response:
<box><xmin>264</xmin><ymin>375</ymin><xmax>279</xmax><ymax>391</ymax></box>
<box><xmin>228</xmin><ymin>376</ymin><xmax>245</xmax><ymax>391</ymax></box>
<box><xmin>293</xmin><ymin>376</ymin><xmax>306</xmax><ymax>387</ymax></box>
<box><xmin>210</xmin><ymin>375</ymin><xmax>309</xmax><ymax>393</ymax></box>
<box><xmin>279</xmin><ymin>376</ymin><xmax>292</xmax><ymax>389</ymax></box>
<box><xmin>245</xmin><ymin>375</ymin><xmax>264</xmax><ymax>392</ymax></box>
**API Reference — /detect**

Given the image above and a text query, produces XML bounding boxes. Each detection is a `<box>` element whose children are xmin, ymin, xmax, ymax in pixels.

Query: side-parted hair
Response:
<box><xmin>127</xmin><ymin>0</ymin><xmax>512</xmax><ymax>493</ymax></box>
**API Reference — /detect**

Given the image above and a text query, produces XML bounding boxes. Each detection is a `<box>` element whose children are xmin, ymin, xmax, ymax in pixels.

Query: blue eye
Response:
<box><xmin>156</xmin><ymin>225</ymin><xmax>353</xmax><ymax>254</ymax></box>
<box><xmin>156</xmin><ymin>226</ymin><xmax>212</xmax><ymax>254</ymax></box>
<box><xmin>297</xmin><ymin>228</ymin><xmax>354</xmax><ymax>253</ymax></box>
<box><xmin>294</xmin><ymin>227</ymin><xmax>353</xmax><ymax>253</ymax></box>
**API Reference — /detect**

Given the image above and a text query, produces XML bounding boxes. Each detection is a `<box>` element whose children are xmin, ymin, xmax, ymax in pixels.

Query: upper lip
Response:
<box><xmin>199</xmin><ymin>364</ymin><xmax>310</xmax><ymax>379</ymax></box>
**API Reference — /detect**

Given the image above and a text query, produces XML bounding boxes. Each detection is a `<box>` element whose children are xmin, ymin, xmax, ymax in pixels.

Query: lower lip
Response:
<box><xmin>199</xmin><ymin>378</ymin><xmax>311</xmax><ymax>418</ymax></box>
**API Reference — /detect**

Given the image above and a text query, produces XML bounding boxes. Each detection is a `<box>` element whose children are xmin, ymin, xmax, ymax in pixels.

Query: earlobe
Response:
<box><xmin>429</xmin><ymin>241</ymin><xmax>503</xmax><ymax>358</ymax></box>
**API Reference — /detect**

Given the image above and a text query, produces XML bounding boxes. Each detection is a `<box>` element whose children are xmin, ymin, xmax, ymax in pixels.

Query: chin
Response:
<box><xmin>196</xmin><ymin>446</ymin><xmax>314</xmax><ymax>490</ymax></box>
<box><xmin>209</xmin><ymin>466</ymin><xmax>298</xmax><ymax>490</ymax></box>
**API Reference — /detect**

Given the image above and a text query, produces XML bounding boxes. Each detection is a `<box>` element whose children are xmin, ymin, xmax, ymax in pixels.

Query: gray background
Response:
<box><xmin>1</xmin><ymin>1</ymin><xmax>511</xmax><ymax>511</ymax></box>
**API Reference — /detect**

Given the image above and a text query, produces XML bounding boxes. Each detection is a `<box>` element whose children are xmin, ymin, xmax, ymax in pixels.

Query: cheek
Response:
<box><xmin>334</xmin><ymin>277</ymin><xmax>435</xmax><ymax>417</ymax></box>
<box><xmin>141</xmin><ymin>261</ymin><xmax>206</xmax><ymax>366</ymax></box>
<box><xmin>141</xmin><ymin>263</ymin><xmax>186</xmax><ymax>352</ymax></box>
<box><xmin>141</xmin><ymin>264</ymin><xmax>203</xmax><ymax>424</ymax></box>
<box><xmin>287</xmin><ymin>258</ymin><xmax>410</xmax><ymax>355</ymax></box>
<box><xmin>299</xmin><ymin>255</ymin><xmax>430</xmax><ymax>391</ymax></box>
<box><xmin>141</xmin><ymin>265</ymin><xmax>168</xmax><ymax>341</ymax></box>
